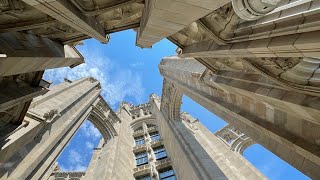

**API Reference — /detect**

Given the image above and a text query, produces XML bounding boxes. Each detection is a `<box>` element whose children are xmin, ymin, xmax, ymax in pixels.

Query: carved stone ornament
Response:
<box><xmin>0</xmin><ymin>0</ymin><xmax>9</xmax><ymax>8</ymax></box>
<box><xmin>191</xmin><ymin>72</ymin><xmax>202</xmax><ymax>79</ymax></box>
<box><xmin>43</xmin><ymin>109</ymin><xmax>60</xmax><ymax>121</ymax></box>
<box><xmin>232</xmin><ymin>0</ymin><xmax>281</xmax><ymax>21</ymax></box>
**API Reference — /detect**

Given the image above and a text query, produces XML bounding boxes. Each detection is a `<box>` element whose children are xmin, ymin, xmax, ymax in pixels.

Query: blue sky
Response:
<box><xmin>44</xmin><ymin>30</ymin><xmax>309</xmax><ymax>179</ymax></box>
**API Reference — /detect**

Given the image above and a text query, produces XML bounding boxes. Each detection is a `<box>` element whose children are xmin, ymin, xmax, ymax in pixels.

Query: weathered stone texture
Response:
<box><xmin>159</xmin><ymin>57</ymin><xmax>320</xmax><ymax>179</ymax></box>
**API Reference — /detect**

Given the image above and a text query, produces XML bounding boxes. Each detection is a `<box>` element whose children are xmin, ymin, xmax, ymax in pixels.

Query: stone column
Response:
<box><xmin>21</xmin><ymin>0</ymin><xmax>108</xmax><ymax>43</ymax></box>
<box><xmin>137</xmin><ymin>0</ymin><xmax>230</xmax><ymax>47</ymax></box>
<box><xmin>84</xmin><ymin>103</ymin><xmax>135</xmax><ymax>180</ymax></box>
<box><xmin>152</xmin><ymin>96</ymin><xmax>228</xmax><ymax>180</ymax></box>
<box><xmin>159</xmin><ymin>57</ymin><xmax>320</xmax><ymax>179</ymax></box>
<box><xmin>0</xmin><ymin>77</ymin><xmax>101</xmax><ymax>180</ymax></box>
<box><xmin>0</xmin><ymin>32</ymin><xmax>84</xmax><ymax>76</ymax></box>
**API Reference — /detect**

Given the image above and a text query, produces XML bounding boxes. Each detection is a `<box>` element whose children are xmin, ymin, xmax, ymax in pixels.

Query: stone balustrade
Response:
<box><xmin>133</xmin><ymin>143</ymin><xmax>147</xmax><ymax>153</ymax></box>
<box><xmin>155</xmin><ymin>158</ymin><xmax>171</xmax><ymax>169</ymax></box>
<box><xmin>133</xmin><ymin>164</ymin><xmax>151</xmax><ymax>176</ymax></box>
<box><xmin>132</xmin><ymin>129</ymin><xmax>144</xmax><ymax>137</ymax></box>
<box><xmin>147</xmin><ymin>126</ymin><xmax>157</xmax><ymax>133</ymax></box>
<box><xmin>150</xmin><ymin>139</ymin><xmax>162</xmax><ymax>147</ymax></box>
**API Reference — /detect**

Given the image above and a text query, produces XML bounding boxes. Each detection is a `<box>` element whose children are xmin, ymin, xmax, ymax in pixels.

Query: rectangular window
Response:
<box><xmin>149</xmin><ymin>132</ymin><xmax>160</xmax><ymax>141</ymax></box>
<box><xmin>135</xmin><ymin>174</ymin><xmax>151</xmax><ymax>180</ymax></box>
<box><xmin>135</xmin><ymin>151</ymin><xmax>148</xmax><ymax>166</ymax></box>
<box><xmin>153</xmin><ymin>146</ymin><xmax>167</xmax><ymax>160</ymax></box>
<box><xmin>135</xmin><ymin>136</ymin><xmax>145</xmax><ymax>146</ymax></box>
<box><xmin>159</xmin><ymin>167</ymin><xmax>176</xmax><ymax>180</ymax></box>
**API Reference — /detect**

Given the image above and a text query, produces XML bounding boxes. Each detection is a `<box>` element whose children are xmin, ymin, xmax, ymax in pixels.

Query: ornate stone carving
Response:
<box><xmin>215</xmin><ymin>125</ymin><xmax>255</xmax><ymax>155</ymax></box>
<box><xmin>232</xmin><ymin>0</ymin><xmax>282</xmax><ymax>21</ymax></box>
<box><xmin>43</xmin><ymin>109</ymin><xmax>60</xmax><ymax>121</ymax></box>
<box><xmin>133</xmin><ymin>164</ymin><xmax>150</xmax><ymax>174</ymax></box>
<box><xmin>191</xmin><ymin>72</ymin><xmax>202</xmax><ymax>79</ymax></box>
<box><xmin>0</xmin><ymin>0</ymin><xmax>9</xmax><ymax>8</ymax></box>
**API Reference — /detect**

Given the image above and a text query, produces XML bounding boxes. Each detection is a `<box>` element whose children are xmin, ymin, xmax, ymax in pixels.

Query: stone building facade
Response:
<box><xmin>0</xmin><ymin>78</ymin><xmax>266</xmax><ymax>180</ymax></box>
<box><xmin>83</xmin><ymin>95</ymin><xmax>267</xmax><ymax>180</ymax></box>
<box><xmin>0</xmin><ymin>0</ymin><xmax>320</xmax><ymax>179</ymax></box>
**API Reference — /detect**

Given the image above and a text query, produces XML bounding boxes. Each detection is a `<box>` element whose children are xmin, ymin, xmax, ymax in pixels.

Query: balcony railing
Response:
<box><xmin>133</xmin><ymin>143</ymin><xmax>147</xmax><ymax>152</ymax></box>
<box><xmin>155</xmin><ymin>158</ymin><xmax>171</xmax><ymax>169</ymax></box>
<box><xmin>147</xmin><ymin>126</ymin><xmax>157</xmax><ymax>132</ymax></box>
<box><xmin>133</xmin><ymin>164</ymin><xmax>151</xmax><ymax>176</ymax></box>
<box><xmin>150</xmin><ymin>139</ymin><xmax>162</xmax><ymax>147</ymax></box>
<box><xmin>133</xmin><ymin>129</ymin><xmax>144</xmax><ymax>137</ymax></box>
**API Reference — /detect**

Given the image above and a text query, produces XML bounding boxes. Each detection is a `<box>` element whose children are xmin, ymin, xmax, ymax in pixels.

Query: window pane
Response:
<box><xmin>149</xmin><ymin>132</ymin><xmax>161</xmax><ymax>141</ymax></box>
<box><xmin>135</xmin><ymin>152</ymin><xmax>148</xmax><ymax>166</ymax></box>
<box><xmin>159</xmin><ymin>167</ymin><xmax>176</xmax><ymax>180</ymax></box>
<box><xmin>154</xmin><ymin>146</ymin><xmax>167</xmax><ymax>160</ymax></box>
<box><xmin>135</xmin><ymin>136</ymin><xmax>145</xmax><ymax>145</ymax></box>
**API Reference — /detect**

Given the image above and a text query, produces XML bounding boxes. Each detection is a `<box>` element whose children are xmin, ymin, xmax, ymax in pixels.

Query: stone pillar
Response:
<box><xmin>0</xmin><ymin>77</ymin><xmax>101</xmax><ymax>179</ymax></box>
<box><xmin>84</xmin><ymin>103</ymin><xmax>135</xmax><ymax>180</ymax></box>
<box><xmin>0</xmin><ymin>32</ymin><xmax>84</xmax><ymax>76</ymax></box>
<box><xmin>180</xmin><ymin>112</ymin><xmax>266</xmax><ymax>179</ymax></box>
<box><xmin>137</xmin><ymin>0</ymin><xmax>230</xmax><ymax>47</ymax></box>
<box><xmin>152</xmin><ymin>94</ymin><xmax>228</xmax><ymax>180</ymax></box>
<box><xmin>21</xmin><ymin>0</ymin><xmax>108</xmax><ymax>43</ymax></box>
<box><xmin>159</xmin><ymin>57</ymin><xmax>320</xmax><ymax>179</ymax></box>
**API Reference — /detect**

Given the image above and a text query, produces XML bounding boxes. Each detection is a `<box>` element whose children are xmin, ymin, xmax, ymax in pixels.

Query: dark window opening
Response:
<box><xmin>147</xmin><ymin>124</ymin><xmax>156</xmax><ymax>128</ymax></box>
<box><xmin>135</xmin><ymin>174</ymin><xmax>151</xmax><ymax>180</ymax></box>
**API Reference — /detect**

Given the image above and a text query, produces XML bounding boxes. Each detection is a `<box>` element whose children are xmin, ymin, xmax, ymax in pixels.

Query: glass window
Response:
<box><xmin>135</xmin><ymin>151</ymin><xmax>148</xmax><ymax>166</ymax></box>
<box><xmin>135</xmin><ymin>174</ymin><xmax>151</xmax><ymax>180</ymax></box>
<box><xmin>153</xmin><ymin>146</ymin><xmax>167</xmax><ymax>160</ymax></box>
<box><xmin>135</xmin><ymin>136</ymin><xmax>145</xmax><ymax>146</ymax></box>
<box><xmin>159</xmin><ymin>167</ymin><xmax>176</xmax><ymax>180</ymax></box>
<box><xmin>149</xmin><ymin>131</ymin><xmax>160</xmax><ymax>141</ymax></box>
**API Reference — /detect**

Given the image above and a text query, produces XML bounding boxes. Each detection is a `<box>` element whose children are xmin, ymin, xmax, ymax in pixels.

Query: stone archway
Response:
<box><xmin>160</xmin><ymin>79</ymin><xmax>182</xmax><ymax>121</ymax></box>
<box><xmin>88</xmin><ymin>96</ymin><xmax>119</xmax><ymax>143</ymax></box>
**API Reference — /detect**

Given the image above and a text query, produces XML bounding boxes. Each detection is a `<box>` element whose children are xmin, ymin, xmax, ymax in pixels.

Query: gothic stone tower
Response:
<box><xmin>1</xmin><ymin>77</ymin><xmax>267</xmax><ymax>180</ymax></box>
<box><xmin>68</xmin><ymin>94</ymin><xmax>266</xmax><ymax>180</ymax></box>
<box><xmin>0</xmin><ymin>78</ymin><xmax>120</xmax><ymax>180</ymax></box>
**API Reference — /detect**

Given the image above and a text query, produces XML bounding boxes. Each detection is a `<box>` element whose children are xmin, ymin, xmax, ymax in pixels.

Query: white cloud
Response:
<box><xmin>68</xmin><ymin>150</ymin><xmax>82</xmax><ymax>164</ymax></box>
<box><xmin>43</xmin><ymin>43</ymin><xmax>145</xmax><ymax>107</ymax></box>
<box><xmin>85</xmin><ymin>141</ymin><xmax>94</xmax><ymax>149</ymax></box>
<box><xmin>59</xmin><ymin>149</ymin><xmax>87</xmax><ymax>171</ymax></box>
<box><xmin>80</xmin><ymin>121</ymin><xmax>101</xmax><ymax>139</ymax></box>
